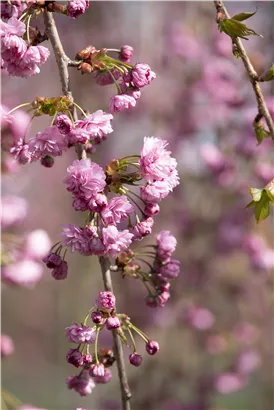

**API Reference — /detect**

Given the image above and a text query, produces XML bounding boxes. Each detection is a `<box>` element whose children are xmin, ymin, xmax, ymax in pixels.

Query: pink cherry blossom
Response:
<box><xmin>64</xmin><ymin>158</ymin><xmax>106</xmax><ymax>201</ymax></box>
<box><xmin>28</xmin><ymin>126</ymin><xmax>68</xmax><ymax>159</ymax></box>
<box><xmin>108</xmin><ymin>94</ymin><xmax>136</xmax><ymax>114</ymax></box>
<box><xmin>74</xmin><ymin>110</ymin><xmax>113</xmax><ymax>142</ymax></box>
<box><xmin>131</xmin><ymin>63</ymin><xmax>156</xmax><ymax>88</ymax></box>
<box><xmin>102</xmin><ymin>225</ymin><xmax>134</xmax><ymax>257</ymax></box>
<box><xmin>1</xmin><ymin>196</ymin><xmax>27</xmax><ymax>229</ymax></box>
<box><xmin>65</xmin><ymin>323</ymin><xmax>96</xmax><ymax>344</ymax></box>
<box><xmin>139</xmin><ymin>137</ymin><xmax>179</xmax><ymax>184</ymax></box>
<box><xmin>160</xmin><ymin>259</ymin><xmax>180</xmax><ymax>279</ymax></box>
<box><xmin>2</xmin><ymin>259</ymin><xmax>43</xmax><ymax>288</ymax></box>
<box><xmin>156</xmin><ymin>230</ymin><xmax>177</xmax><ymax>261</ymax></box>
<box><xmin>67</xmin><ymin>371</ymin><xmax>95</xmax><ymax>396</ymax></box>
<box><xmin>61</xmin><ymin>224</ymin><xmax>90</xmax><ymax>255</ymax></box>
<box><xmin>67</xmin><ymin>0</ymin><xmax>89</xmax><ymax>19</ymax></box>
<box><xmin>24</xmin><ymin>229</ymin><xmax>51</xmax><ymax>260</ymax></box>
<box><xmin>101</xmin><ymin>196</ymin><xmax>134</xmax><ymax>225</ymax></box>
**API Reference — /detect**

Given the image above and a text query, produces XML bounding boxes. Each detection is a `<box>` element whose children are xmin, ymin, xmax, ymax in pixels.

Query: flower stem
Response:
<box><xmin>94</xmin><ymin>327</ymin><xmax>100</xmax><ymax>364</ymax></box>
<box><xmin>8</xmin><ymin>102</ymin><xmax>32</xmax><ymax>115</ymax></box>
<box><xmin>127</xmin><ymin>326</ymin><xmax>137</xmax><ymax>352</ymax></box>
<box><xmin>71</xmin><ymin>101</ymin><xmax>87</xmax><ymax>118</ymax></box>
<box><xmin>26</xmin><ymin>15</ymin><xmax>31</xmax><ymax>45</ymax></box>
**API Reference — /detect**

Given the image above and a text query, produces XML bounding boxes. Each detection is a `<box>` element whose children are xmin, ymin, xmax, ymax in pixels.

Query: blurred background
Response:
<box><xmin>1</xmin><ymin>1</ymin><xmax>274</xmax><ymax>409</ymax></box>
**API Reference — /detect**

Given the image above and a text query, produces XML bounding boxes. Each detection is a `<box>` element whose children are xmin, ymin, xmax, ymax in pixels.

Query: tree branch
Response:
<box><xmin>99</xmin><ymin>256</ymin><xmax>132</xmax><ymax>410</ymax></box>
<box><xmin>213</xmin><ymin>0</ymin><xmax>274</xmax><ymax>138</ymax></box>
<box><xmin>43</xmin><ymin>9</ymin><xmax>131</xmax><ymax>410</ymax></box>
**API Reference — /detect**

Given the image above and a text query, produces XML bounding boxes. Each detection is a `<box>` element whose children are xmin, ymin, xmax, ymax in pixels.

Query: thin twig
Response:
<box><xmin>213</xmin><ymin>1</ymin><xmax>274</xmax><ymax>138</ymax></box>
<box><xmin>43</xmin><ymin>8</ymin><xmax>131</xmax><ymax>410</ymax></box>
<box><xmin>43</xmin><ymin>9</ymin><xmax>86</xmax><ymax>159</ymax></box>
<box><xmin>99</xmin><ymin>256</ymin><xmax>132</xmax><ymax>410</ymax></box>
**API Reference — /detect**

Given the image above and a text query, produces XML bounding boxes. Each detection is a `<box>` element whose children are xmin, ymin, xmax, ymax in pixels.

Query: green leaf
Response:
<box><xmin>219</xmin><ymin>18</ymin><xmax>263</xmax><ymax>40</ymax></box>
<box><xmin>248</xmin><ymin>187</ymin><xmax>262</xmax><ymax>202</ymax></box>
<box><xmin>231</xmin><ymin>10</ymin><xmax>257</xmax><ymax>22</ymax></box>
<box><xmin>253</xmin><ymin>120</ymin><xmax>271</xmax><ymax>144</ymax></box>
<box><xmin>262</xmin><ymin>63</ymin><xmax>274</xmax><ymax>81</ymax></box>
<box><xmin>254</xmin><ymin>193</ymin><xmax>270</xmax><ymax>223</ymax></box>
<box><xmin>247</xmin><ymin>188</ymin><xmax>272</xmax><ymax>223</ymax></box>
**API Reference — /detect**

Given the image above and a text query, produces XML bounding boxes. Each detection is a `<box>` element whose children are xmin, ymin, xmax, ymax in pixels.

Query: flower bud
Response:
<box><xmin>146</xmin><ymin>340</ymin><xmax>160</xmax><ymax>355</ymax></box>
<box><xmin>41</xmin><ymin>155</ymin><xmax>54</xmax><ymax>168</ymax></box>
<box><xmin>129</xmin><ymin>353</ymin><xmax>143</xmax><ymax>367</ymax></box>
<box><xmin>91</xmin><ymin>311</ymin><xmax>104</xmax><ymax>324</ymax></box>
<box><xmin>80</xmin><ymin>62</ymin><xmax>93</xmax><ymax>74</ymax></box>
<box><xmin>76</xmin><ymin>46</ymin><xmax>95</xmax><ymax>60</ymax></box>
<box><xmin>83</xmin><ymin>354</ymin><xmax>93</xmax><ymax>364</ymax></box>
<box><xmin>106</xmin><ymin>316</ymin><xmax>121</xmax><ymax>330</ymax></box>
<box><xmin>51</xmin><ymin>260</ymin><xmax>68</xmax><ymax>280</ymax></box>
<box><xmin>66</xmin><ymin>348</ymin><xmax>83</xmax><ymax>367</ymax></box>
<box><xmin>144</xmin><ymin>203</ymin><xmax>160</xmax><ymax>217</ymax></box>
<box><xmin>119</xmin><ymin>45</ymin><xmax>134</xmax><ymax>63</ymax></box>
<box><xmin>43</xmin><ymin>253</ymin><xmax>62</xmax><ymax>269</ymax></box>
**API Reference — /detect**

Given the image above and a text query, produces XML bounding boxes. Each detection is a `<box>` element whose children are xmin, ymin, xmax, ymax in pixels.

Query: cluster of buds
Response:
<box><xmin>65</xmin><ymin>291</ymin><xmax>159</xmax><ymax>396</ymax></box>
<box><xmin>75</xmin><ymin>44</ymin><xmax>155</xmax><ymax>114</ymax></box>
<box><xmin>116</xmin><ymin>230</ymin><xmax>180</xmax><ymax>308</ymax></box>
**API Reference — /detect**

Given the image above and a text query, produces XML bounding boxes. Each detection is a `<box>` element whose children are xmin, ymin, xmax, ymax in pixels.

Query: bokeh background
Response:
<box><xmin>1</xmin><ymin>1</ymin><xmax>274</xmax><ymax>410</ymax></box>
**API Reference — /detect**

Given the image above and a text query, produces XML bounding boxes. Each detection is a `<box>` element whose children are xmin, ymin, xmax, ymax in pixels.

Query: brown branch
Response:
<box><xmin>213</xmin><ymin>0</ymin><xmax>274</xmax><ymax>139</ymax></box>
<box><xmin>99</xmin><ymin>256</ymin><xmax>132</xmax><ymax>410</ymax></box>
<box><xmin>43</xmin><ymin>9</ymin><xmax>131</xmax><ymax>410</ymax></box>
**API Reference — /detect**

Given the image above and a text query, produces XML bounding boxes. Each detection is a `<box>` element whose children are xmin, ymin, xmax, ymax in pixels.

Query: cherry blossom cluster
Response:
<box><xmin>1</xmin><ymin>16</ymin><xmax>50</xmax><ymax>77</ymax></box>
<box><xmin>55</xmin><ymin>136</ymin><xmax>179</xmax><ymax>261</ymax></box>
<box><xmin>3</xmin><ymin>94</ymin><xmax>114</xmax><ymax>167</ymax></box>
<box><xmin>1</xmin><ymin>195</ymin><xmax>51</xmax><ymax>287</ymax></box>
<box><xmin>116</xmin><ymin>230</ymin><xmax>180</xmax><ymax>308</ymax></box>
<box><xmin>75</xmin><ymin>44</ymin><xmax>155</xmax><ymax>114</ymax></box>
<box><xmin>65</xmin><ymin>291</ymin><xmax>159</xmax><ymax>396</ymax></box>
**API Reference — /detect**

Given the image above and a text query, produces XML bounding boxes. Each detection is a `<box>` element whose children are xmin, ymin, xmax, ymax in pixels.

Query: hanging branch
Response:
<box><xmin>213</xmin><ymin>0</ymin><xmax>274</xmax><ymax>139</ymax></box>
<box><xmin>43</xmin><ymin>8</ymin><xmax>132</xmax><ymax>410</ymax></box>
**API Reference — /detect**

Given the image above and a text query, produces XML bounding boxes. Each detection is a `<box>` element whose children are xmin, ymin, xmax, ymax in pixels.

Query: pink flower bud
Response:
<box><xmin>54</xmin><ymin>114</ymin><xmax>73</xmax><ymax>134</ymax></box>
<box><xmin>51</xmin><ymin>260</ymin><xmax>68</xmax><ymax>280</ymax></box>
<box><xmin>43</xmin><ymin>253</ymin><xmax>62</xmax><ymax>269</ymax></box>
<box><xmin>91</xmin><ymin>311</ymin><xmax>104</xmax><ymax>324</ymax></box>
<box><xmin>67</xmin><ymin>0</ymin><xmax>89</xmax><ymax>19</ymax></box>
<box><xmin>1</xmin><ymin>334</ymin><xmax>14</xmax><ymax>357</ymax></box>
<box><xmin>144</xmin><ymin>203</ymin><xmax>160</xmax><ymax>217</ymax></box>
<box><xmin>106</xmin><ymin>316</ymin><xmax>121</xmax><ymax>330</ymax></box>
<box><xmin>96</xmin><ymin>291</ymin><xmax>116</xmax><ymax>311</ymax></box>
<box><xmin>146</xmin><ymin>340</ymin><xmax>159</xmax><ymax>355</ymax></box>
<box><xmin>119</xmin><ymin>45</ymin><xmax>134</xmax><ymax>63</ymax></box>
<box><xmin>129</xmin><ymin>353</ymin><xmax>143</xmax><ymax>367</ymax></box>
<box><xmin>66</xmin><ymin>348</ymin><xmax>84</xmax><ymax>367</ymax></box>
<box><xmin>83</xmin><ymin>354</ymin><xmax>92</xmax><ymax>364</ymax></box>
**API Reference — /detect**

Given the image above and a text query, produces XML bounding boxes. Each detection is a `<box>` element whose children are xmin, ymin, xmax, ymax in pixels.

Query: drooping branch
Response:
<box><xmin>213</xmin><ymin>0</ymin><xmax>274</xmax><ymax>138</ymax></box>
<box><xmin>99</xmin><ymin>256</ymin><xmax>132</xmax><ymax>410</ymax></box>
<box><xmin>43</xmin><ymin>8</ymin><xmax>131</xmax><ymax>410</ymax></box>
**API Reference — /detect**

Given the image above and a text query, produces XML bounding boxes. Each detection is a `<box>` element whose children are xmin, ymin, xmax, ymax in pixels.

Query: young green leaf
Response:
<box><xmin>262</xmin><ymin>63</ymin><xmax>274</xmax><ymax>81</ymax></box>
<box><xmin>248</xmin><ymin>187</ymin><xmax>262</xmax><ymax>202</ymax></box>
<box><xmin>254</xmin><ymin>192</ymin><xmax>270</xmax><ymax>223</ymax></box>
<box><xmin>231</xmin><ymin>10</ymin><xmax>257</xmax><ymax>22</ymax></box>
<box><xmin>253</xmin><ymin>120</ymin><xmax>271</xmax><ymax>144</ymax></box>
<box><xmin>219</xmin><ymin>18</ymin><xmax>263</xmax><ymax>40</ymax></box>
